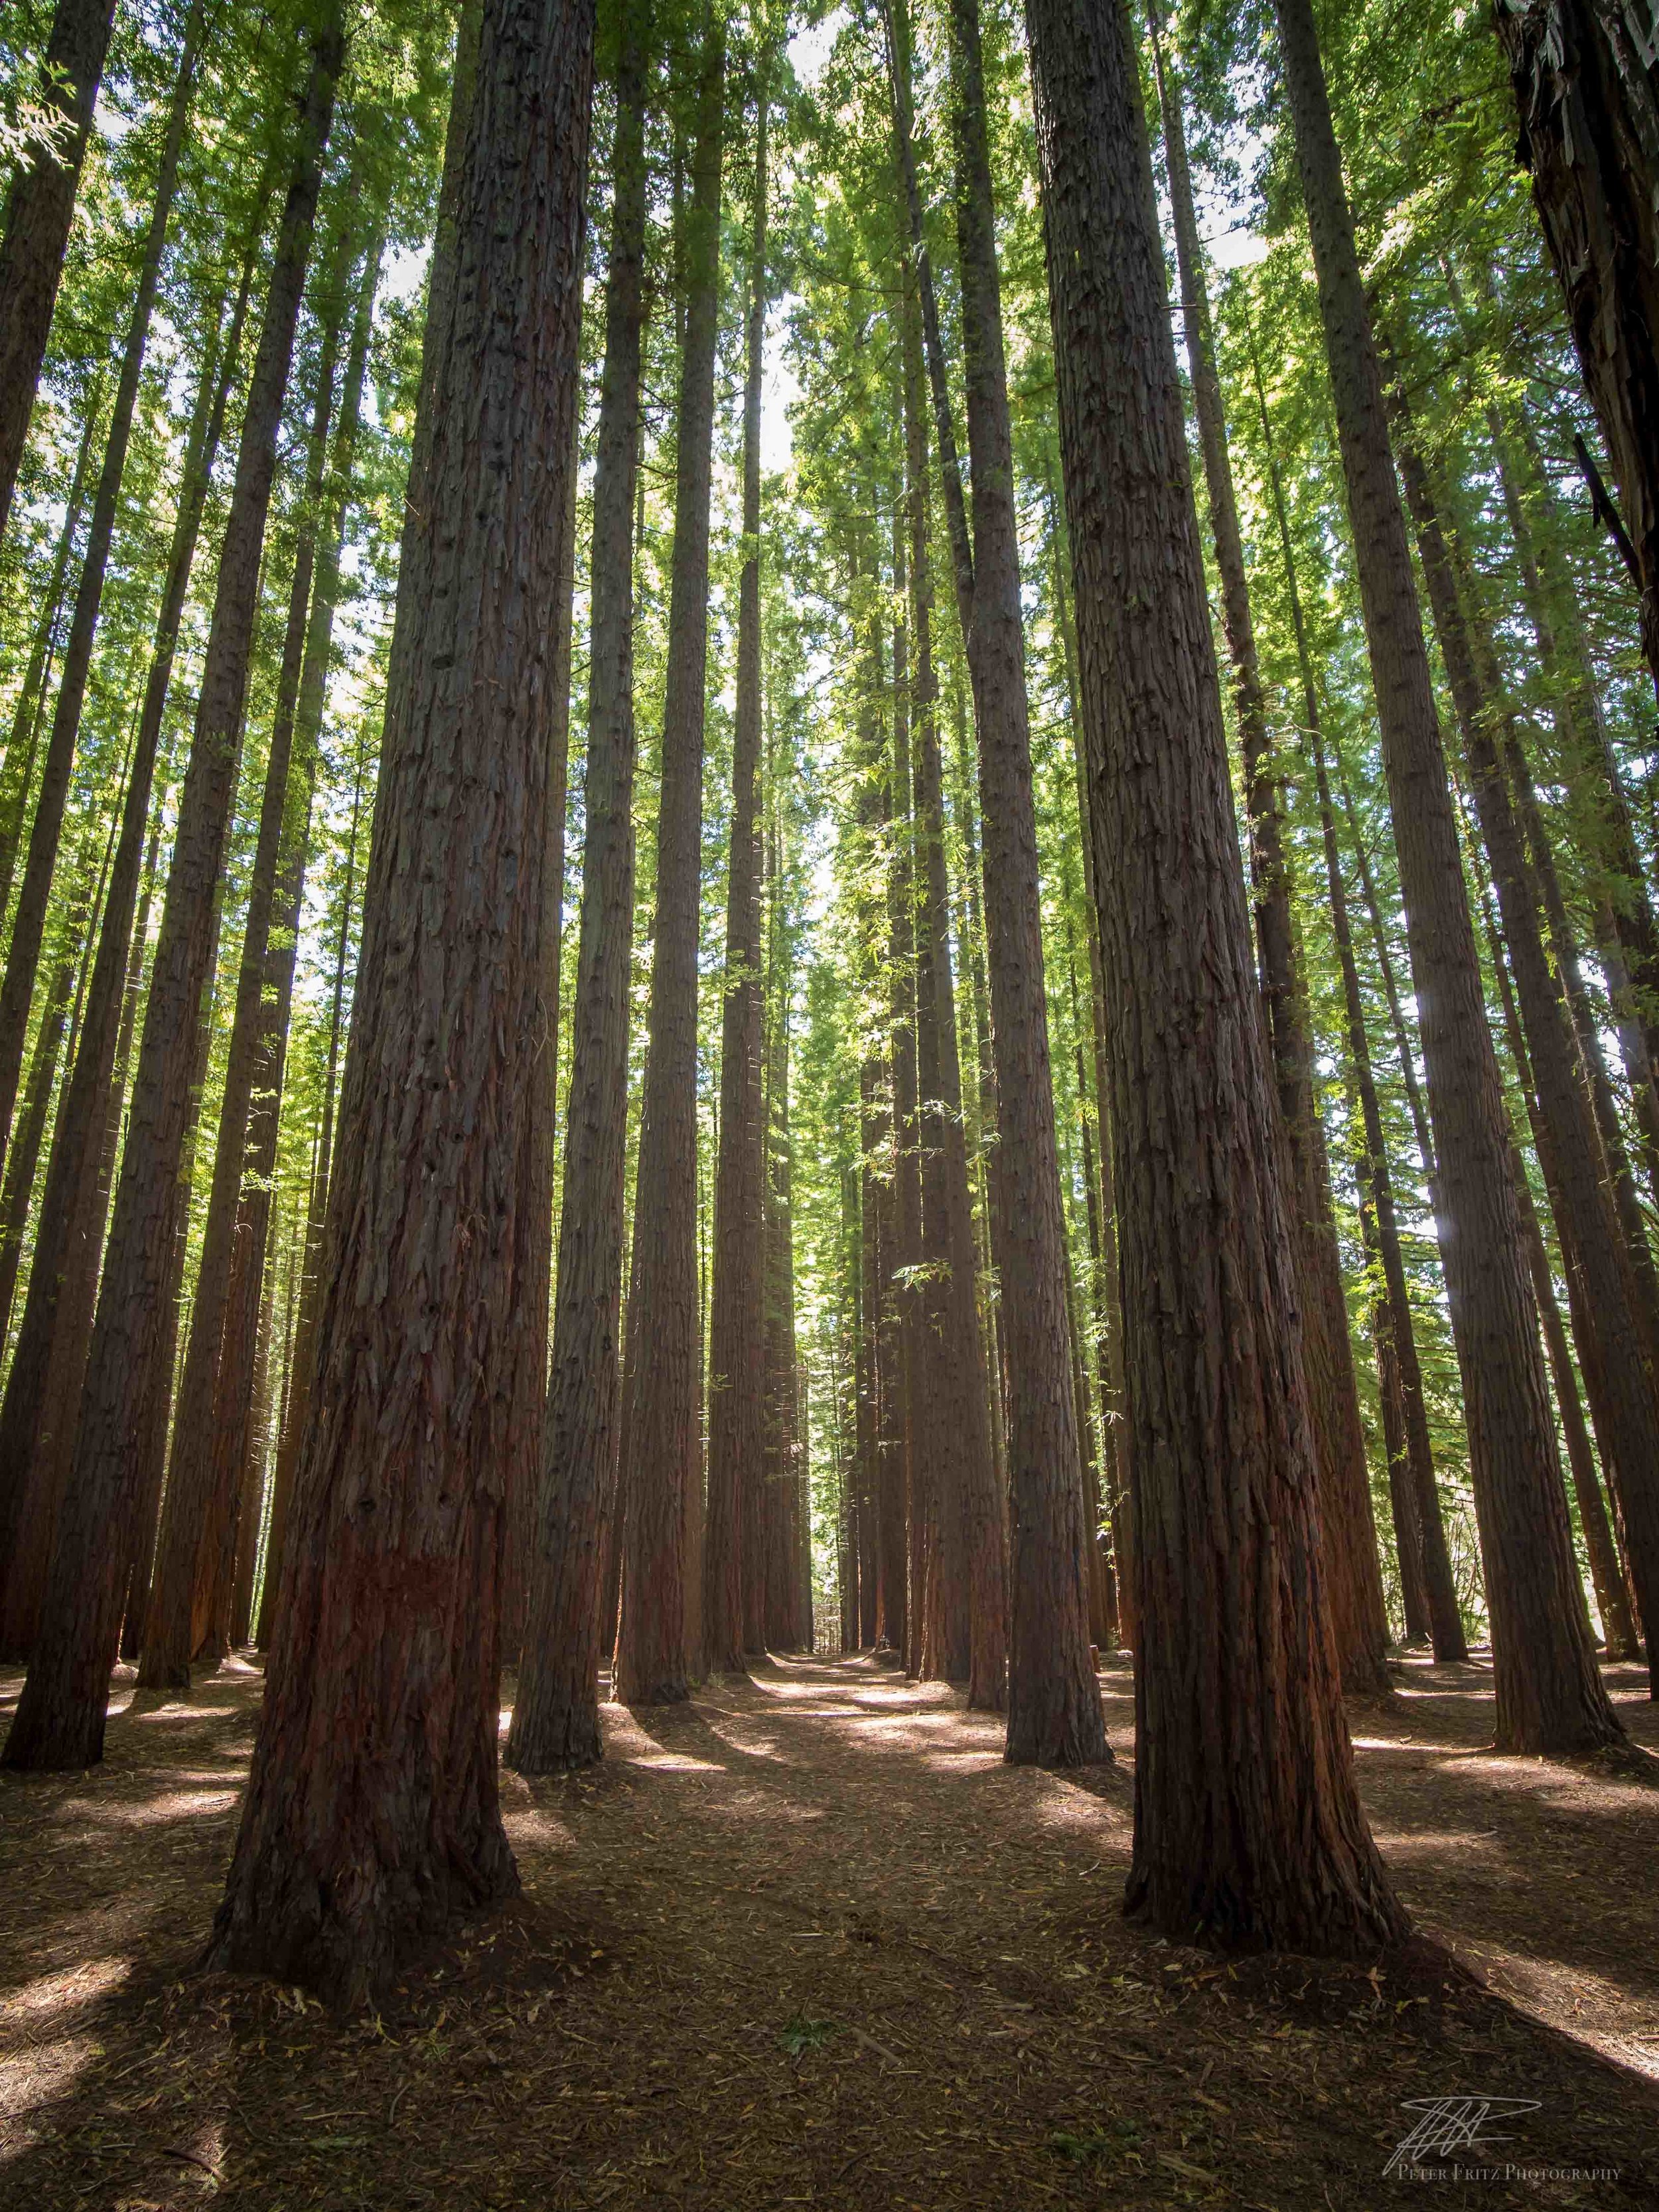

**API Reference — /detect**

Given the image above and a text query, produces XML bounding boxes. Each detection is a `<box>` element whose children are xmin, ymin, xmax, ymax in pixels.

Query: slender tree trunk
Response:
<box><xmin>1238</xmin><ymin>332</ymin><xmax>1467</xmax><ymax>1662</ymax></box>
<box><xmin>4</xmin><ymin>12</ymin><xmax>348</xmax><ymax>1775</ymax></box>
<box><xmin>0</xmin><ymin>394</ymin><xmax>98</xmax><ymax>905</ymax></box>
<box><xmin>194</xmin><ymin>236</ymin><xmax>388</xmax><ymax>1670</ymax></box>
<box><xmin>947</xmin><ymin>0</ymin><xmax>1096</xmax><ymax>1752</ymax></box>
<box><xmin>1151</xmin><ymin>17</ymin><xmax>1390</xmax><ymax>1692</ymax></box>
<box><xmin>254</xmin><ymin>741</ymin><xmax>362</xmax><ymax>1647</ymax></box>
<box><xmin>1495</xmin><ymin>2</ymin><xmax>1659</xmax><ymax>696</ymax></box>
<box><xmin>613</xmin><ymin>5</ymin><xmax>723</xmax><ymax>1708</ymax></box>
<box><xmin>1396</xmin><ymin>416</ymin><xmax>1659</xmax><ymax>1686</ymax></box>
<box><xmin>508</xmin><ymin>0</ymin><xmax>650</xmax><ymax>1771</ymax></box>
<box><xmin>1484</xmin><ymin>918</ymin><xmax>1645</xmax><ymax>1660</ymax></box>
<box><xmin>0</xmin><ymin>925</ymin><xmax>80</xmax><ymax>1346</ymax></box>
<box><xmin>139</xmin><ymin>227</ymin><xmax>356</xmax><ymax>1693</ymax></box>
<box><xmin>883</xmin><ymin>518</ymin><xmax>918</xmax><ymax>1667</ymax></box>
<box><xmin>206</xmin><ymin>0</ymin><xmax>595</xmax><ymax>2006</ymax></box>
<box><xmin>1272</xmin><ymin>0</ymin><xmax>1623</xmax><ymax>1755</ymax></box>
<box><xmin>0</xmin><ymin>0</ymin><xmax>204</xmax><ymax>1174</ymax></box>
<box><xmin>705</xmin><ymin>62</ymin><xmax>770</xmax><ymax>1675</ymax></box>
<box><xmin>1026</xmin><ymin>0</ymin><xmax>1408</xmax><ymax>1948</ymax></box>
<box><xmin>0</xmin><ymin>0</ymin><xmax>121</xmax><ymax>545</ymax></box>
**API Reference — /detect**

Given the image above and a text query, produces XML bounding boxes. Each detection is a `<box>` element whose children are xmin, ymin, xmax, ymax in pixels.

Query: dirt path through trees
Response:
<box><xmin>0</xmin><ymin>1652</ymin><xmax>1654</xmax><ymax>2207</ymax></box>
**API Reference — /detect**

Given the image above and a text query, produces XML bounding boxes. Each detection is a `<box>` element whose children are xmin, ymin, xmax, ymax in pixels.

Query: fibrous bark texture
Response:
<box><xmin>201</xmin><ymin>0</ymin><xmax>596</xmax><ymax>2008</ymax></box>
<box><xmin>1026</xmin><ymin>0</ymin><xmax>1409</xmax><ymax>1951</ymax></box>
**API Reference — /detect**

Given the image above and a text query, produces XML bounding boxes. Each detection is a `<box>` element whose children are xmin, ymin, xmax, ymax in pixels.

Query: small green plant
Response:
<box><xmin>1048</xmin><ymin>2118</ymin><xmax>1139</xmax><ymax>2164</ymax></box>
<box><xmin>780</xmin><ymin>2014</ymin><xmax>837</xmax><ymax>2057</ymax></box>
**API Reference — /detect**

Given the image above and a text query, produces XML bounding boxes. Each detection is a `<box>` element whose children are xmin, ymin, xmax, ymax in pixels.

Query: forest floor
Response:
<box><xmin>0</xmin><ymin>1649</ymin><xmax>1656</xmax><ymax>2211</ymax></box>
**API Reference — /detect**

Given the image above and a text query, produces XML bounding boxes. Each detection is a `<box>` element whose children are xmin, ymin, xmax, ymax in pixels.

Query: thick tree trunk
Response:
<box><xmin>704</xmin><ymin>64</ymin><xmax>769</xmax><ymax>1676</ymax></box>
<box><xmin>2</xmin><ymin>14</ymin><xmax>346</xmax><ymax>1774</ymax></box>
<box><xmin>1495</xmin><ymin>1</ymin><xmax>1659</xmax><ymax>695</ymax></box>
<box><xmin>1027</xmin><ymin>0</ymin><xmax>1408</xmax><ymax>1949</ymax></box>
<box><xmin>0</xmin><ymin>0</ymin><xmax>204</xmax><ymax>1178</ymax></box>
<box><xmin>1397</xmin><ymin>419</ymin><xmax>1659</xmax><ymax>1685</ymax></box>
<box><xmin>139</xmin><ymin>229</ymin><xmax>356</xmax><ymax>1693</ymax></box>
<box><xmin>1273</xmin><ymin>0</ymin><xmax>1623</xmax><ymax>1755</ymax></box>
<box><xmin>613</xmin><ymin>6</ymin><xmax>723</xmax><ymax>1708</ymax></box>
<box><xmin>508</xmin><ymin>0</ymin><xmax>650</xmax><ymax>1773</ymax></box>
<box><xmin>205</xmin><ymin>0</ymin><xmax>595</xmax><ymax>2006</ymax></box>
<box><xmin>1152</xmin><ymin>19</ymin><xmax>1390</xmax><ymax>1692</ymax></box>
<box><xmin>0</xmin><ymin>0</ymin><xmax>121</xmax><ymax>546</ymax></box>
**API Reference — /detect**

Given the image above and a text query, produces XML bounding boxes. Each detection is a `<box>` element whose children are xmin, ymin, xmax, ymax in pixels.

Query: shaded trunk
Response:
<box><xmin>508</xmin><ymin>0</ymin><xmax>650</xmax><ymax>1772</ymax></box>
<box><xmin>1027</xmin><ymin>0</ymin><xmax>1407</xmax><ymax>1948</ymax></box>
<box><xmin>1396</xmin><ymin>417</ymin><xmax>1659</xmax><ymax>1684</ymax></box>
<box><xmin>1241</xmin><ymin>331</ymin><xmax>1467</xmax><ymax>1662</ymax></box>
<box><xmin>139</xmin><ymin>226</ymin><xmax>357</xmax><ymax>1693</ymax></box>
<box><xmin>1495</xmin><ymin>2</ymin><xmax>1659</xmax><ymax>696</ymax></box>
<box><xmin>613</xmin><ymin>6</ymin><xmax>723</xmax><ymax>1708</ymax></box>
<box><xmin>704</xmin><ymin>61</ymin><xmax>770</xmax><ymax>1674</ymax></box>
<box><xmin>1273</xmin><ymin>0</ymin><xmax>1621</xmax><ymax>1755</ymax></box>
<box><xmin>206</xmin><ymin>0</ymin><xmax>595</xmax><ymax>2007</ymax></box>
<box><xmin>194</xmin><ymin>236</ymin><xmax>388</xmax><ymax>1670</ymax></box>
<box><xmin>0</xmin><ymin>0</ymin><xmax>121</xmax><ymax>544</ymax></box>
<box><xmin>1152</xmin><ymin>19</ymin><xmax>1390</xmax><ymax>1692</ymax></box>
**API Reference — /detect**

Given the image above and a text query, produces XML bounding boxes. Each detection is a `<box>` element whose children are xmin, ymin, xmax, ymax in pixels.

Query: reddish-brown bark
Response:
<box><xmin>1027</xmin><ymin>0</ymin><xmax>1407</xmax><ymax>1949</ymax></box>
<box><xmin>205</xmin><ymin>0</ymin><xmax>595</xmax><ymax>2005</ymax></box>
<box><xmin>3</xmin><ymin>20</ymin><xmax>345</xmax><ymax>1772</ymax></box>
<box><xmin>613</xmin><ymin>6</ymin><xmax>724</xmax><ymax>1708</ymax></box>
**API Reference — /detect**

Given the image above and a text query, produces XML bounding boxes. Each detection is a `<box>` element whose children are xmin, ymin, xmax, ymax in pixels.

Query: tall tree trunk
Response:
<box><xmin>205</xmin><ymin>0</ymin><xmax>595</xmax><ymax>2006</ymax></box>
<box><xmin>139</xmin><ymin>224</ymin><xmax>357</xmax><ymax>1694</ymax></box>
<box><xmin>1484</xmin><ymin>911</ymin><xmax>1645</xmax><ymax>1660</ymax></box>
<box><xmin>1495</xmin><ymin>2</ymin><xmax>1659</xmax><ymax>696</ymax></box>
<box><xmin>1396</xmin><ymin>416</ymin><xmax>1659</xmax><ymax>1685</ymax></box>
<box><xmin>613</xmin><ymin>5</ymin><xmax>724</xmax><ymax>1708</ymax></box>
<box><xmin>949</xmin><ymin>0</ymin><xmax>1097</xmax><ymax>1753</ymax></box>
<box><xmin>193</xmin><ymin>234</ymin><xmax>387</xmax><ymax>1670</ymax></box>
<box><xmin>1151</xmin><ymin>17</ymin><xmax>1390</xmax><ymax>1692</ymax></box>
<box><xmin>0</xmin><ymin>0</ymin><xmax>205</xmax><ymax>1173</ymax></box>
<box><xmin>508</xmin><ymin>0</ymin><xmax>650</xmax><ymax>1772</ymax></box>
<box><xmin>1026</xmin><ymin>0</ymin><xmax>1408</xmax><ymax>1948</ymax></box>
<box><xmin>0</xmin><ymin>0</ymin><xmax>121</xmax><ymax>546</ymax></box>
<box><xmin>1272</xmin><ymin>0</ymin><xmax>1623</xmax><ymax>1755</ymax></box>
<box><xmin>253</xmin><ymin>739</ymin><xmax>362</xmax><ymax>1648</ymax></box>
<box><xmin>4</xmin><ymin>12</ymin><xmax>348</xmax><ymax>1775</ymax></box>
<box><xmin>883</xmin><ymin>518</ymin><xmax>918</xmax><ymax>1667</ymax></box>
<box><xmin>1240</xmin><ymin>331</ymin><xmax>1467</xmax><ymax>1662</ymax></box>
<box><xmin>705</xmin><ymin>60</ymin><xmax>770</xmax><ymax>1676</ymax></box>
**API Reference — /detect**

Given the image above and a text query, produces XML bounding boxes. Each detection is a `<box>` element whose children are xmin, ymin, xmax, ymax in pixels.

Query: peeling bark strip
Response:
<box><xmin>0</xmin><ymin>0</ymin><xmax>121</xmax><ymax>544</ymax></box>
<box><xmin>1150</xmin><ymin>15</ymin><xmax>1390</xmax><ymax>1696</ymax></box>
<box><xmin>1026</xmin><ymin>0</ymin><xmax>1407</xmax><ymax>1950</ymax></box>
<box><xmin>613</xmin><ymin>2</ymin><xmax>725</xmax><ymax>1711</ymax></box>
<box><xmin>1495</xmin><ymin>1</ymin><xmax>1659</xmax><ymax>694</ymax></box>
<box><xmin>1271</xmin><ymin>0</ymin><xmax>1624</xmax><ymax>1755</ymax></box>
<box><xmin>206</xmin><ymin>0</ymin><xmax>597</xmax><ymax>2008</ymax></box>
<box><xmin>508</xmin><ymin>0</ymin><xmax>652</xmax><ymax>1775</ymax></box>
<box><xmin>3</xmin><ymin>17</ymin><xmax>347</xmax><ymax>1776</ymax></box>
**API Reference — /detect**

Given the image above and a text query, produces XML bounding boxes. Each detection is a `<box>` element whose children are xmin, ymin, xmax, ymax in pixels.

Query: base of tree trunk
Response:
<box><xmin>1006</xmin><ymin>1676</ymin><xmax>1111</xmax><ymax>1769</ymax></box>
<box><xmin>504</xmin><ymin>1690</ymin><xmax>603</xmax><ymax>1775</ymax></box>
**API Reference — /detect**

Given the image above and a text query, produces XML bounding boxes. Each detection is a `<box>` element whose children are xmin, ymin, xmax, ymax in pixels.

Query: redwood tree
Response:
<box><xmin>204</xmin><ymin>0</ymin><xmax>596</xmax><ymax>2004</ymax></box>
<box><xmin>1273</xmin><ymin>0</ymin><xmax>1625</xmax><ymax>1755</ymax></box>
<box><xmin>5</xmin><ymin>14</ymin><xmax>347</xmax><ymax>1771</ymax></box>
<box><xmin>1026</xmin><ymin>0</ymin><xmax>1409</xmax><ymax>1949</ymax></box>
<box><xmin>613</xmin><ymin>5</ymin><xmax>725</xmax><ymax>1708</ymax></box>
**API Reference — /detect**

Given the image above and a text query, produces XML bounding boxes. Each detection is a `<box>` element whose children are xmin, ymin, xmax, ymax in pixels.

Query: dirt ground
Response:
<box><xmin>0</xmin><ymin>1647</ymin><xmax>1655</xmax><ymax>2211</ymax></box>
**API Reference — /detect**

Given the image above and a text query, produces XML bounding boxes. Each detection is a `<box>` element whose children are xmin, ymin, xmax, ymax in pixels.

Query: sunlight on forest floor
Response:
<box><xmin>0</xmin><ymin>1650</ymin><xmax>1655</xmax><ymax>2207</ymax></box>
